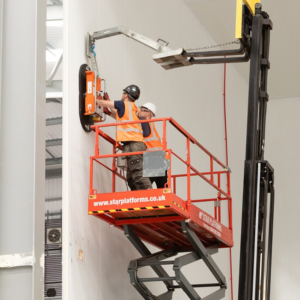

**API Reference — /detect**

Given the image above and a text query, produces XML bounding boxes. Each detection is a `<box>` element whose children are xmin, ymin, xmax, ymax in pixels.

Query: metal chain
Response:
<box><xmin>185</xmin><ymin>39</ymin><xmax>240</xmax><ymax>52</ymax></box>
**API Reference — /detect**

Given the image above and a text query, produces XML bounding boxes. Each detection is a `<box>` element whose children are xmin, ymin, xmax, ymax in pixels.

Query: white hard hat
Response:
<box><xmin>141</xmin><ymin>102</ymin><xmax>157</xmax><ymax>117</ymax></box>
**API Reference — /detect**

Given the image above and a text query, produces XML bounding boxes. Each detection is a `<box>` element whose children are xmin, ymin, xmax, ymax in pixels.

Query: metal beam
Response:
<box><xmin>46</xmin><ymin>53</ymin><xmax>63</xmax><ymax>86</ymax></box>
<box><xmin>45</xmin><ymin>157</ymin><xmax>62</xmax><ymax>178</ymax></box>
<box><xmin>46</xmin><ymin>157</ymin><xmax>62</xmax><ymax>166</ymax></box>
<box><xmin>49</xmin><ymin>0</ymin><xmax>62</xmax><ymax>5</ymax></box>
<box><xmin>46</xmin><ymin>149</ymin><xmax>56</xmax><ymax>159</ymax></box>
<box><xmin>46</xmin><ymin>167</ymin><xmax>62</xmax><ymax>179</ymax></box>
<box><xmin>46</xmin><ymin>117</ymin><xmax>62</xmax><ymax>126</ymax></box>
<box><xmin>46</xmin><ymin>42</ymin><xmax>57</xmax><ymax>57</ymax></box>
<box><xmin>46</xmin><ymin>139</ymin><xmax>62</xmax><ymax>147</ymax></box>
<box><xmin>45</xmin><ymin>197</ymin><xmax>62</xmax><ymax>202</ymax></box>
<box><xmin>46</xmin><ymin>98</ymin><xmax>62</xmax><ymax>104</ymax></box>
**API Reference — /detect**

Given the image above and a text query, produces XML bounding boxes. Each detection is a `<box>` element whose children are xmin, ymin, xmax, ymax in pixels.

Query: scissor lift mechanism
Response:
<box><xmin>86</xmin><ymin>2</ymin><xmax>274</xmax><ymax>300</ymax></box>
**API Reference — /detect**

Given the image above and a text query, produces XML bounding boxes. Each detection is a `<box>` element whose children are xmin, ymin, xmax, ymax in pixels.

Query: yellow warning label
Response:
<box><xmin>89</xmin><ymin>195</ymin><xmax>96</xmax><ymax>199</ymax></box>
<box><xmin>89</xmin><ymin>205</ymin><xmax>171</xmax><ymax>214</ymax></box>
<box><xmin>172</xmin><ymin>201</ymin><xmax>187</xmax><ymax>212</ymax></box>
<box><xmin>163</xmin><ymin>189</ymin><xmax>171</xmax><ymax>193</ymax></box>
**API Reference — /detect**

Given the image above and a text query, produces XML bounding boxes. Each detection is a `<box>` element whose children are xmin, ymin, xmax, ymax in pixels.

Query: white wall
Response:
<box><xmin>228</xmin><ymin>94</ymin><xmax>300</xmax><ymax>299</ymax></box>
<box><xmin>264</xmin><ymin>97</ymin><xmax>300</xmax><ymax>299</ymax></box>
<box><xmin>63</xmin><ymin>0</ymin><xmax>252</xmax><ymax>299</ymax></box>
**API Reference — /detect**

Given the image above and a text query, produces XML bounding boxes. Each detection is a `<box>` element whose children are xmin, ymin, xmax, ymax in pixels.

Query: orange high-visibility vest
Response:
<box><xmin>116</xmin><ymin>101</ymin><xmax>143</xmax><ymax>142</ymax></box>
<box><xmin>144</xmin><ymin>122</ymin><xmax>163</xmax><ymax>151</ymax></box>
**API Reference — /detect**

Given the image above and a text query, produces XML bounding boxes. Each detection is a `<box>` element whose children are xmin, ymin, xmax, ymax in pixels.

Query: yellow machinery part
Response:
<box><xmin>236</xmin><ymin>0</ymin><xmax>261</xmax><ymax>39</ymax></box>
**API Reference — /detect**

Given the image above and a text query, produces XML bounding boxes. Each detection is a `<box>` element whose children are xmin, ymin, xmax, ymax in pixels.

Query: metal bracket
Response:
<box><xmin>143</xmin><ymin>151</ymin><xmax>170</xmax><ymax>177</ymax></box>
<box><xmin>87</xmin><ymin>25</ymin><xmax>191</xmax><ymax>70</ymax></box>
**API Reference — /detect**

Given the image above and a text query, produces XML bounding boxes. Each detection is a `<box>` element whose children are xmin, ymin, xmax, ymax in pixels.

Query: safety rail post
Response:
<box><xmin>112</xmin><ymin>145</ymin><xmax>116</xmax><ymax>192</ymax></box>
<box><xmin>218</xmin><ymin>192</ymin><xmax>221</xmax><ymax>223</ymax></box>
<box><xmin>210</xmin><ymin>156</ymin><xmax>214</xmax><ymax>183</ymax></box>
<box><xmin>214</xmin><ymin>200</ymin><xmax>217</xmax><ymax>220</ymax></box>
<box><xmin>227</xmin><ymin>171</ymin><xmax>232</xmax><ymax>230</ymax></box>
<box><xmin>173</xmin><ymin>176</ymin><xmax>176</xmax><ymax>194</ymax></box>
<box><xmin>162</xmin><ymin>119</ymin><xmax>167</xmax><ymax>149</ymax></box>
<box><xmin>95</xmin><ymin>127</ymin><xmax>99</xmax><ymax>156</ymax></box>
<box><xmin>167</xmin><ymin>150</ymin><xmax>172</xmax><ymax>190</ymax></box>
<box><xmin>217</xmin><ymin>173</ymin><xmax>221</xmax><ymax>223</ymax></box>
<box><xmin>187</xmin><ymin>138</ymin><xmax>191</xmax><ymax>213</ymax></box>
<box><xmin>89</xmin><ymin>157</ymin><xmax>94</xmax><ymax>194</ymax></box>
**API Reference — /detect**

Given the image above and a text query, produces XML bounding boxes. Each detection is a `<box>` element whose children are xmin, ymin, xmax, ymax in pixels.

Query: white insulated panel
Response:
<box><xmin>63</xmin><ymin>0</ymin><xmax>250</xmax><ymax>299</ymax></box>
<box><xmin>264</xmin><ymin>97</ymin><xmax>300</xmax><ymax>300</ymax></box>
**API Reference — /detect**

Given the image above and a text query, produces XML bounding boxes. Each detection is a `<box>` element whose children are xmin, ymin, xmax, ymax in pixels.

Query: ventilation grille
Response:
<box><xmin>47</xmin><ymin>228</ymin><xmax>62</xmax><ymax>244</ymax></box>
<box><xmin>45</xmin><ymin>218</ymin><xmax>62</xmax><ymax>298</ymax></box>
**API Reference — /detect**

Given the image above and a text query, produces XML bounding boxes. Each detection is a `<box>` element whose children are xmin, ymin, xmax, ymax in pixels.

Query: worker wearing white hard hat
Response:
<box><xmin>139</xmin><ymin>103</ymin><xmax>168</xmax><ymax>189</ymax></box>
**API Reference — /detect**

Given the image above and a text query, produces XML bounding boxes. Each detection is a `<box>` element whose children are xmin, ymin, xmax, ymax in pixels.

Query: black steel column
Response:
<box><xmin>238</xmin><ymin>12</ymin><xmax>263</xmax><ymax>300</ymax></box>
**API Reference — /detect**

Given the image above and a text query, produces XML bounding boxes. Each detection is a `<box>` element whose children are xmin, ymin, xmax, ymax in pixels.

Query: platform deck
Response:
<box><xmin>88</xmin><ymin>189</ymin><xmax>233</xmax><ymax>250</ymax></box>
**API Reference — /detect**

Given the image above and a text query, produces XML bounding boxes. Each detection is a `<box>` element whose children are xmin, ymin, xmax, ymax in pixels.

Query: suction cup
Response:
<box><xmin>79</xmin><ymin>64</ymin><xmax>94</xmax><ymax>132</ymax></box>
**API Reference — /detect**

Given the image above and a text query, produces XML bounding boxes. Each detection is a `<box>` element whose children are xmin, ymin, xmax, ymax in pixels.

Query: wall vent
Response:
<box><xmin>47</xmin><ymin>228</ymin><xmax>62</xmax><ymax>244</ymax></box>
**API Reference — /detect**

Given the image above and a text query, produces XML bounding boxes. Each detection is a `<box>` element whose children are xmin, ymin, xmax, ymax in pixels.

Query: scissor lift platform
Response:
<box><xmin>89</xmin><ymin>189</ymin><xmax>233</xmax><ymax>249</ymax></box>
<box><xmin>88</xmin><ymin>118</ymin><xmax>233</xmax><ymax>300</ymax></box>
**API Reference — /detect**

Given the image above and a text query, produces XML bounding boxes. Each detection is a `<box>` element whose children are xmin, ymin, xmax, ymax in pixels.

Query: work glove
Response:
<box><xmin>96</xmin><ymin>94</ymin><xmax>103</xmax><ymax>100</ymax></box>
<box><xmin>103</xmin><ymin>92</ymin><xmax>110</xmax><ymax>100</ymax></box>
<box><xmin>103</xmin><ymin>107</ymin><xmax>111</xmax><ymax>116</ymax></box>
<box><xmin>96</xmin><ymin>92</ymin><xmax>111</xmax><ymax>115</ymax></box>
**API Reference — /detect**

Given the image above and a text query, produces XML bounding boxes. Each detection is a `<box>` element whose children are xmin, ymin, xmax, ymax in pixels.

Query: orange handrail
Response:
<box><xmin>90</xmin><ymin>117</ymin><xmax>232</xmax><ymax>229</ymax></box>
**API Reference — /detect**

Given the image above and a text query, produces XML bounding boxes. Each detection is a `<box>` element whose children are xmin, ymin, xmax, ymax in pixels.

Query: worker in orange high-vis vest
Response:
<box><xmin>139</xmin><ymin>102</ymin><xmax>168</xmax><ymax>189</ymax></box>
<box><xmin>96</xmin><ymin>85</ymin><xmax>152</xmax><ymax>190</ymax></box>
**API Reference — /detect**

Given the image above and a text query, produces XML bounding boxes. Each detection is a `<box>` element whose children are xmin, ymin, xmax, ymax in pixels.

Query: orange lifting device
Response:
<box><xmin>88</xmin><ymin>117</ymin><xmax>232</xmax><ymax>300</ymax></box>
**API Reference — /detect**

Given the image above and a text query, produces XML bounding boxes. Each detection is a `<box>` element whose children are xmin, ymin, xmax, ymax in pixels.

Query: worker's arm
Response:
<box><xmin>139</xmin><ymin>117</ymin><xmax>151</xmax><ymax>137</ymax></box>
<box><xmin>96</xmin><ymin>98</ymin><xmax>117</xmax><ymax>119</ymax></box>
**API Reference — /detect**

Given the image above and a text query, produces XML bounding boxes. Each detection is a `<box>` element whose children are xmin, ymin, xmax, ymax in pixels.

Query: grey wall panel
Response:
<box><xmin>0</xmin><ymin>267</ymin><xmax>32</xmax><ymax>299</ymax></box>
<box><xmin>63</xmin><ymin>0</ymin><xmax>249</xmax><ymax>299</ymax></box>
<box><xmin>0</xmin><ymin>0</ymin><xmax>46</xmax><ymax>299</ymax></box>
<box><xmin>0</xmin><ymin>0</ymin><xmax>3</xmax><ymax>114</ymax></box>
